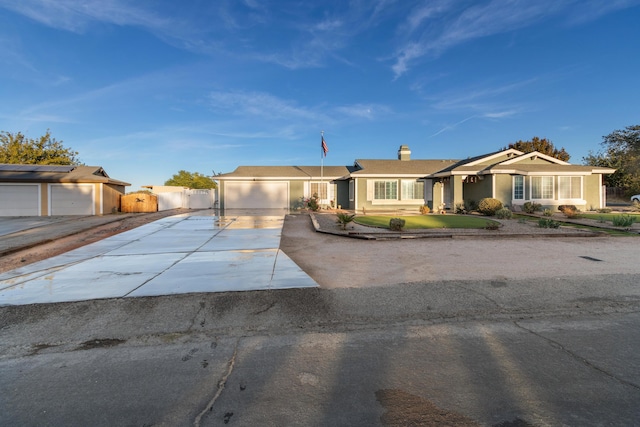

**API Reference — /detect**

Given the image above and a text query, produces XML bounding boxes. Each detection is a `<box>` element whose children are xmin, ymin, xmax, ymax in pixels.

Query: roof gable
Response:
<box><xmin>497</xmin><ymin>151</ymin><xmax>570</xmax><ymax>166</ymax></box>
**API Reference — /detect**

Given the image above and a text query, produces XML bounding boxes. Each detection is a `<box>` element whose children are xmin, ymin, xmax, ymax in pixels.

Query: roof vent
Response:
<box><xmin>398</xmin><ymin>145</ymin><xmax>411</xmax><ymax>161</ymax></box>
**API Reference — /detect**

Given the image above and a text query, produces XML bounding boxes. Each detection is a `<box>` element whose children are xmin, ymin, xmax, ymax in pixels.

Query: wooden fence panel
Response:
<box><xmin>120</xmin><ymin>193</ymin><xmax>158</xmax><ymax>213</ymax></box>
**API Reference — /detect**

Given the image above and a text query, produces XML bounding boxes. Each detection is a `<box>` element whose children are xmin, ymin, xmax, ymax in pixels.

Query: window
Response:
<box><xmin>401</xmin><ymin>180</ymin><xmax>424</xmax><ymax>200</ymax></box>
<box><xmin>513</xmin><ymin>176</ymin><xmax>524</xmax><ymax>200</ymax></box>
<box><xmin>349</xmin><ymin>180</ymin><xmax>354</xmax><ymax>201</ymax></box>
<box><xmin>374</xmin><ymin>180</ymin><xmax>397</xmax><ymax>200</ymax></box>
<box><xmin>310</xmin><ymin>182</ymin><xmax>328</xmax><ymax>199</ymax></box>
<box><xmin>530</xmin><ymin>176</ymin><xmax>553</xmax><ymax>199</ymax></box>
<box><xmin>558</xmin><ymin>176</ymin><xmax>582</xmax><ymax>199</ymax></box>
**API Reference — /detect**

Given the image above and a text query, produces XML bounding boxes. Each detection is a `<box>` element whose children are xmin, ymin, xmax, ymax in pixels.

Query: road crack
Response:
<box><xmin>514</xmin><ymin>321</ymin><xmax>640</xmax><ymax>391</ymax></box>
<box><xmin>193</xmin><ymin>338</ymin><xmax>239</xmax><ymax>427</ymax></box>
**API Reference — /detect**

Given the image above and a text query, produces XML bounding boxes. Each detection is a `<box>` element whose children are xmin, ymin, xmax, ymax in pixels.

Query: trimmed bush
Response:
<box><xmin>560</xmin><ymin>206</ymin><xmax>579</xmax><ymax>218</ymax></box>
<box><xmin>419</xmin><ymin>205</ymin><xmax>431</xmax><ymax>214</ymax></box>
<box><xmin>538</xmin><ymin>218</ymin><xmax>560</xmax><ymax>228</ymax></box>
<box><xmin>389</xmin><ymin>218</ymin><xmax>405</xmax><ymax>231</ymax></box>
<box><xmin>558</xmin><ymin>205</ymin><xmax>578</xmax><ymax>213</ymax></box>
<box><xmin>523</xmin><ymin>201</ymin><xmax>542</xmax><ymax>213</ymax></box>
<box><xmin>477</xmin><ymin>198</ymin><xmax>503</xmax><ymax>216</ymax></box>
<box><xmin>612</xmin><ymin>214</ymin><xmax>636</xmax><ymax>228</ymax></box>
<box><xmin>495</xmin><ymin>208</ymin><xmax>512</xmax><ymax>219</ymax></box>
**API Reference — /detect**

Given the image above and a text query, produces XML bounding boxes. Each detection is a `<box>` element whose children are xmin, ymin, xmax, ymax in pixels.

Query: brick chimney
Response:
<box><xmin>398</xmin><ymin>145</ymin><xmax>411</xmax><ymax>160</ymax></box>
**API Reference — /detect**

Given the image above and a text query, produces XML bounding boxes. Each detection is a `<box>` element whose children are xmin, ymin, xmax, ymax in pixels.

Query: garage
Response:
<box><xmin>0</xmin><ymin>184</ymin><xmax>40</xmax><ymax>216</ymax></box>
<box><xmin>49</xmin><ymin>183</ymin><xmax>95</xmax><ymax>215</ymax></box>
<box><xmin>224</xmin><ymin>181</ymin><xmax>288</xmax><ymax>209</ymax></box>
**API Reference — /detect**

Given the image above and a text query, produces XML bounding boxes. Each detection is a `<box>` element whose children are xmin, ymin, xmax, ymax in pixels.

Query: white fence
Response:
<box><xmin>156</xmin><ymin>189</ymin><xmax>216</xmax><ymax>211</ymax></box>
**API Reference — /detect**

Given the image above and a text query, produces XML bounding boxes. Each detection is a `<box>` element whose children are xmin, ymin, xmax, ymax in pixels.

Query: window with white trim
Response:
<box><xmin>530</xmin><ymin>176</ymin><xmax>553</xmax><ymax>199</ymax></box>
<box><xmin>374</xmin><ymin>180</ymin><xmax>397</xmax><ymax>200</ymax></box>
<box><xmin>558</xmin><ymin>176</ymin><xmax>582</xmax><ymax>199</ymax></box>
<box><xmin>401</xmin><ymin>180</ymin><xmax>424</xmax><ymax>200</ymax></box>
<box><xmin>310</xmin><ymin>182</ymin><xmax>328</xmax><ymax>199</ymax></box>
<box><xmin>349</xmin><ymin>180</ymin><xmax>354</xmax><ymax>201</ymax></box>
<box><xmin>513</xmin><ymin>176</ymin><xmax>524</xmax><ymax>200</ymax></box>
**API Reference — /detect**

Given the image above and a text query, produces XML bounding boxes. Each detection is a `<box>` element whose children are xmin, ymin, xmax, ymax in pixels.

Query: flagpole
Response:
<box><xmin>320</xmin><ymin>130</ymin><xmax>324</xmax><ymax>207</ymax></box>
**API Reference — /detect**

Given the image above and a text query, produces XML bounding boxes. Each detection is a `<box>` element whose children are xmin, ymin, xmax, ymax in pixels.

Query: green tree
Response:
<box><xmin>583</xmin><ymin>125</ymin><xmax>640</xmax><ymax>195</ymax></box>
<box><xmin>505</xmin><ymin>136</ymin><xmax>570</xmax><ymax>161</ymax></box>
<box><xmin>164</xmin><ymin>170</ymin><xmax>217</xmax><ymax>189</ymax></box>
<box><xmin>0</xmin><ymin>130</ymin><xmax>80</xmax><ymax>165</ymax></box>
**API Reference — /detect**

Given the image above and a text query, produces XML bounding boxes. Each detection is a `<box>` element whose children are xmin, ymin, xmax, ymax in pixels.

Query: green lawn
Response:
<box><xmin>577</xmin><ymin>213</ymin><xmax>640</xmax><ymax>222</ymax></box>
<box><xmin>354</xmin><ymin>215</ymin><xmax>499</xmax><ymax>229</ymax></box>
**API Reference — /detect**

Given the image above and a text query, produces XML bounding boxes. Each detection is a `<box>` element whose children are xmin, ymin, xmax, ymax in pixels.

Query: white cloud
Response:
<box><xmin>390</xmin><ymin>0</ymin><xmax>638</xmax><ymax>78</ymax></box>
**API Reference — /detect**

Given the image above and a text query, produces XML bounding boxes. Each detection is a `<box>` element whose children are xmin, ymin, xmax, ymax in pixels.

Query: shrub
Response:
<box><xmin>632</xmin><ymin>201</ymin><xmax>640</xmax><ymax>212</ymax></box>
<box><xmin>466</xmin><ymin>200</ymin><xmax>479</xmax><ymax>212</ymax></box>
<box><xmin>523</xmin><ymin>202</ymin><xmax>542</xmax><ymax>214</ymax></box>
<box><xmin>495</xmin><ymin>208</ymin><xmax>512</xmax><ymax>219</ymax></box>
<box><xmin>558</xmin><ymin>205</ymin><xmax>578</xmax><ymax>213</ymax></box>
<box><xmin>419</xmin><ymin>205</ymin><xmax>431</xmax><ymax>214</ymax></box>
<box><xmin>477</xmin><ymin>198</ymin><xmax>503</xmax><ymax>216</ymax></box>
<box><xmin>304</xmin><ymin>193</ymin><xmax>320</xmax><ymax>211</ymax></box>
<box><xmin>335</xmin><ymin>212</ymin><xmax>356</xmax><ymax>230</ymax></box>
<box><xmin>561</xmin><ymin>206</ymin><xmax>579</xmax><ymax>219</ymax></box>
<box><xmin>597</xmin><ymin>208</ymin><xmax>612</xmax><ymax>214</ymax></box>
<box><xmin>543</xmin><ymin>209</ymin><xmax>553</xmax><ymax>217</ymax></box>
<box><xmin>389</xmin><ymin>218</ymin><xmax>405</xmax><ymax>231</ymax></box>
<box><xmin>455</xmin><ymin>203</ymin><xmax>467</xmax><ymax>214</ymax></box>
<box><xmin>538</xmin><ymin>218</ymin><xmax>560</xmax><ymax>228</ymax></box>
<box><xmin>612</xmin><ymin>214</ymin><xmax>636</xmax><ymax>228</ymax></box>
<box><xmin>484</xmin><ymin>221</ymin><xmax>500</xmax><ymax>230</ymax></box>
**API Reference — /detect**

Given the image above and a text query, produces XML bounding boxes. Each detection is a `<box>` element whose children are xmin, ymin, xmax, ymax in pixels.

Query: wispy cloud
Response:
<box><xmin>391</xmin><ymin>0</ymin><xmax>639</xmax><ymax>78</ymax></box>
<box><xmin>334</xmin><ymin>103</ymin><xmax>392</xmax><ymax>120</ymax></box>
<box><xmin>429</xmin><ymin>115</ymin><xmax>477</xmax><ymax>138</ymax></box>
<box><xmin>209</xmin><ymin>90</ymin><xmax>323</xmax><ymax>121</ymax></box>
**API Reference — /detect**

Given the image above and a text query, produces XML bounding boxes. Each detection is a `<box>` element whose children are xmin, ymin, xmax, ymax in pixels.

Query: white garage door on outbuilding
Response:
<box><xmin>224</xmin><ymin>181</ymin><xmax>288</xmax><ymax>209</ymax></box>
<box><xmin>0</xmin><ymin>184</ymin><xmax>40</xmax><ymax>216</ymax></box>
<box><xmin>49</xmin><ymin>183</ymin><xmax>95</xmax><ymax>215</ymax></box>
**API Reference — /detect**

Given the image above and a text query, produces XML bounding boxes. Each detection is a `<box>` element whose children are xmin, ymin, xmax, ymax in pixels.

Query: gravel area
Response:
<box><xmin>309</xmin><ymin>211</ymin><xmax>614</xmax><ymax>239</ymax></box>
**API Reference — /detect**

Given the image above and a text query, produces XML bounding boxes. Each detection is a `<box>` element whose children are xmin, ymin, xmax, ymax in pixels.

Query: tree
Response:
<box><xmin>0</xmin><ymin>130</ymin><xmax>80</xmax><ymax>165</ymax></box>
<box><xmin>164</xmin><ymin>170</ymin><xmax>217</xmax><ymax>189</ymax></box>
<box><xmin>504</xmin><ymin>136</ymin><xmax>570</xmax><ymax>161</ymax></box>
<box><xmin>583</xmin><ymin>125</ymin><xmax>640</xmax><ymax>195</ymax></box>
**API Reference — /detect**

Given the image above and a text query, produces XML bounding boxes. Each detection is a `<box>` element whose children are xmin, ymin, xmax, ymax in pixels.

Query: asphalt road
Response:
<box><xmin>1</xmin><ymin>213</ymin><xmax>640</xmax><ymax>426</ymax></box>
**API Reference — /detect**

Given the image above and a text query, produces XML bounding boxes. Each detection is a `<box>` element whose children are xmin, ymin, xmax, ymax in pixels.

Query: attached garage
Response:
<box><xmin>224</xmin><ymin>181</ymin><xmax>288</xmax><ymax>209</ymax></box>
<box><xmin>0</xmin><ymin>184</ymin><xmax>40</xmax><ymax>216</ymax></box>
<box><xmin>49</xmin><ymin>183</ymin><xmax>95</xmax><ymax>215</ymax></box>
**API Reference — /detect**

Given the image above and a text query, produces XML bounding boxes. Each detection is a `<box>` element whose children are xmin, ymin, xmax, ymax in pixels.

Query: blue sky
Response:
<box><xmin>1</xmin><ymin>0</ymin><xmax>639</xmax><ymax>191</ymax></box>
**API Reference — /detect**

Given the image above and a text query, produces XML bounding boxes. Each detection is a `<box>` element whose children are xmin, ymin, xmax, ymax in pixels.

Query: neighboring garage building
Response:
<box><xmin>0</xmin><ymin>164</ymin><xmax>130</xmax><ymax>216</ymax></box>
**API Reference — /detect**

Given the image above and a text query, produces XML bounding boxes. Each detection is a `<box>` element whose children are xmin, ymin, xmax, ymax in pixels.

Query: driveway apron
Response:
<box><xmin>0</xmin><ymin>211</ymin><xmax>317</xmax><ymax>306</ymax></box>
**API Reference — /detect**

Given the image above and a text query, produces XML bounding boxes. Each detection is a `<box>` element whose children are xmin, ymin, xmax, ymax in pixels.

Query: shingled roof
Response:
<box><xmin>0</xmin><ymin>164</ymin><xmax>130</xmax><ymax>186</ymax></box>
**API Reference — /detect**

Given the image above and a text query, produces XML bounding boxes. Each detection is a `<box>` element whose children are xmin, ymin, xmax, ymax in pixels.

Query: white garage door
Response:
<box><xmin>0</xmin><ymin>184</ymin><xmax>40</xmax><ymax>216</ymax></box>
<box><xmin>50</xmin><ymin>184</ymin><xmax>95</xmax><ymax>215</ymax></box>
<box><xmin>225</xmin><ymin>181</ymin><xmax>288</xmax><ymax>209</ymax></box>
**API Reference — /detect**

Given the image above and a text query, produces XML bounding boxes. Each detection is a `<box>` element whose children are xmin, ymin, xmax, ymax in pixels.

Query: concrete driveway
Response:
<box><xmin>0</xmin><ymin>211</ymin><xmax>316</xmax><ymax>306</ymax></box>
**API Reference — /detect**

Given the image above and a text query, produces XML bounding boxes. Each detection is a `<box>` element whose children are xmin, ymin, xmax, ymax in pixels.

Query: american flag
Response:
<box><xmin>321</xmin><ymin>136</ymin><xmax>328</xmax><ymax>157</ymax></box>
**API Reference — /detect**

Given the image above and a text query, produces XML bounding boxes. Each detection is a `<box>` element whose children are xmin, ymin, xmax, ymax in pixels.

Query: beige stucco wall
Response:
<box><xmin>494</xmin><ymin>174</ymin><xmax>513</xmax><ymax>206</ymax></box>
<box><xmin>583</xmin><ymin>174</ymin><xmax>603</xmax><ymax>209</ymax></box>
<box><xmin>103</xmin><ymin>184</ymin><xmax>125</xmax><ymax>214</ymax></box>
<box><xmin>355</xmin><ymin>178</ymin><xmax>428</xmax><ymax>212</ymax></box>
<box><xmin>289</xmin><ymin>181</ymin><xmax>305</xmax><ymax>209</ymax></box>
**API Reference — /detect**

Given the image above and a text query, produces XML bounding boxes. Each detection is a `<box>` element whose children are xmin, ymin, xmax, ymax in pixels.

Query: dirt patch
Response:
<box><xmin>376</xmin><ymin>388</ymin><xmax>480</xmax><ymax>426</ymax></box>
<box><xmin>0</xmin><ymin>209</ymin><xmax>185</xmax><ymax>274</ymax></box>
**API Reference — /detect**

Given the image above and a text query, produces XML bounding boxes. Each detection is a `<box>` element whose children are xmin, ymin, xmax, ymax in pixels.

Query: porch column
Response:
<box><xmin>453</xmin><ymin>175</ymin><xmax>464</xmax><ymax>208</ymax></box>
